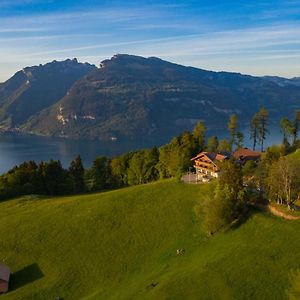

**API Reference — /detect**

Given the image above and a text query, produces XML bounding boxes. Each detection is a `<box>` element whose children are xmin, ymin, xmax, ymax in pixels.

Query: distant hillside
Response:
<box><xmin>264</xmin><ymin>76</ymin><xmax>300</xmax><ymax>87</ymax></box>
<box><xmin>0</xmin><ymin>59</ymin><xmax>96</xmax><ymax>129</ymax></box>
<box><xmin>1</xmin><ymin>180</ymin><xmax>300</xmax><ymax>299</ymax></box>
<box><xmin>22</xmin><ymin>54</ymin><xmax>300</xmax><ymax>141</ymax></box>
<box><xmin>0</xmin><ymin>54</ymin><xmax>299</xmax><ymax>141</ymax></box>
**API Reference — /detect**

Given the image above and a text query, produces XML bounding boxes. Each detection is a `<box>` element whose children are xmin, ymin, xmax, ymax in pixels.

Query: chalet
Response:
<box><xmin>191</xmin><ymin>152</ymin><xmax>228</xmax><ymax>182</ymax></box>
<box><xmin>0</xmin><ymin>264</ymin><xmax>10</xmax><ymax>294</ymax></box>
<box><xmin>233</xmin><ymin>148</ymin><xmax>262</xmax><ymax>164</ymax></box>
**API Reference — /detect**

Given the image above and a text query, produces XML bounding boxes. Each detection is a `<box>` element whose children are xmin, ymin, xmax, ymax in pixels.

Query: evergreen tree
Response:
<box><xmin>39</xmin><ymin>160</ymin><xmax>69</xmax><ymax>195</ymax></box>
<box><xmin>228</xmin><ymin>114</ymin><xmax>238</xmax><ymax>151</ymax></box>
<box><xmin>236</xmin><ymin>131</ymin><xmax>244</xmax><ymax>149</ymax></box>
<box><xmin>69</xmin><ymin>155</ymin><xmax>85</xmax><ymax>193</ymax></box>
<box><xmin>87</xmin><ymin>156</ymin><xmax>112</xmax><ymax>191</ymax></box>
<box><xmin>193</xmin><ymin>121</ymin><xmax>206</xmax><ymax>151</ymax></box>
<box><xmin>217</xmin><ymin>139</ymin><xmax>231</xmax><ymax>152</ymax></box>
<box><xmin>292</xmin><ymin>109</ymin><xmax>300</xmax><ymax>145</ymax></box>
<box><xmin>250</xmin><ymin>113</ymin><xmax>260</xmax><ymax>150</ymax></box>
<box><xmin>180</xmin><ymin>131</ymin><xmax>197</xmax><ymax>165</ymax></box>
<box><xmin>257</xmin><ymin>107</ymin><xmax>269</xmax><ymax>152</ymax></box>
<box><xmin>207</xmin><ymin>136</ymin><xmax>219</xmax><ymax>152</ymax></box>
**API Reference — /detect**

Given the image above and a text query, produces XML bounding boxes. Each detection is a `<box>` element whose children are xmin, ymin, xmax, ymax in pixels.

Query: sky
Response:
<box><xmin>0</xmin><ymin>0</ymin><xmax>300</xmax><ymax>82</ymax></box>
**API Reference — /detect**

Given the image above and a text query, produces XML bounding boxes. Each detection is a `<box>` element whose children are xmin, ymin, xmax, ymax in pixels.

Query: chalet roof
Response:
<box><xmin>191</xmin><ymin>152</ymin><xmax>228</xmax><ymax>163</ymax></box>
<box><xmin>233</xmin><ymin>148</ymin><xmax>262</xmax><ymax>160</ymax></box>
<box><xmin>0</xmin><ymin>264</ymin><xmax>10</xmax><ymax>282</ymax></box>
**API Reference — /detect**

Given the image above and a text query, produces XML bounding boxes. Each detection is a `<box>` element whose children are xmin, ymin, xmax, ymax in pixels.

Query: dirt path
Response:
<box><xmin>254</xmin><ymin>203</ymin><xmax>300</xmax><ymax>220</ymax></box>
<box><xmin>267</xmin><ymin>205</ymin><xmax>300</xmax><ymax>220</ymax></box>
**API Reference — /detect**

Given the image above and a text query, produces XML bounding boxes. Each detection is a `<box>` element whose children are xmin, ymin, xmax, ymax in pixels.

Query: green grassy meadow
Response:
<box><xmin>1</xmin><ymin>180</ymin><xmax>300</xmax><ymax>299</ymax></box>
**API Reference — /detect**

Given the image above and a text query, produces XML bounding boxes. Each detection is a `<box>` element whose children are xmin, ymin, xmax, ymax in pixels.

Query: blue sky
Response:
<box><xmin>0</xmin><ymin>0</ymin><xmax>300</xmax><ymax>81</ymax></box>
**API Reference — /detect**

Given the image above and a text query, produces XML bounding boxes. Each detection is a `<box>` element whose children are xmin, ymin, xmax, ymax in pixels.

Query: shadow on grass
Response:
<box><xmin>9</xmin><ymin>263</ymin><xmax>44</xmax><ymax>292</ymax></box>
<box><xmin>229</xmin><ymin>205</ymin><xmax>262</xmax><ymax>231</ymax></box>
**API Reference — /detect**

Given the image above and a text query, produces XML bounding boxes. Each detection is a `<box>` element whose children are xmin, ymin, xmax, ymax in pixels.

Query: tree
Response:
<box><xmin>228</xmin><ymin>114</ymin><xmax>238</xmax><ymax>151</ymax></box>
<box><xmin>158</xmin><ymin>137</ymin><xmax>183</xmax><ymax>178</ymax></box>
<box><xmin>127</xmin><ymin>148</ymin><xmax>159</xmax><ymax>185</ymax></box>
<box><xmin>86</xmin><ymin>156</ymin><xmax>112</xmax><ymax>191</ymax></box>
<box><xmin>207</xmin><ymin>136</ymin><xmax>218</xmax><ymax>152</ymax></box>
<box><xmin>264</xmin><ymin>144</ymin><xmax>285</xmax><ymax>165</ymax></box>
<box><xmin>266</xmin><ymin>162</ymin><xmax>284</xmax><ymax>204</ymax></box>
<box><xmin>236</xmin><ymin>131</ymin><xmax>244</xmax><ymax>149</ymax></box>
<box><xmin>292</xmin><ymin>109</ymin><xmax>300</xmax><ymax>145</ymax></box>
<box><xmin>242</xmin><ymin>160</ymin><xmax>256</xmax><ymax>177</ymax></box>
<box><xmin>276</xmin><ymin>156</ymin><xmax>300</xmax><ymax>208</ymax></box>
<box><xmin>250</xmin><ymin>113</ymin><xmax>260</xmax><ymax>151</ymax></box>
<box><xmin>267</xmin><ymin>156</ymin><xmax>300</xmax><ymax>208</ymax></box>
<box><xmin>218</xmin><ymin>139</ymin><xmax>231</xmax><ymax>152</ymax></box>
<box><xmin>218</xmin><ymin>159</ymin><xmax>244</xmax><ymax>207</ymax></box>
<box><xmin>111</xmin><ymin>153</ymin><xmax>132</xmax><ymax>186</ymax></box>
<box><xmin>257</xmin><ymin>108</ymin><xmax>269</xmax><ymax>152</ymax></box>
<box><xmin>202</xmin><ymin>159</ymin><xmax>247</xmax><ymax>235</ymax></box>
<box><xmin>158</xmin><ymin>133</ymin><xmax>196</xmax><ymax>179</ymax></box>
<box><xmin>193</xmin><ymin>121</ymin><xmax>206</xmax><ymax>151</ymax></box>
<box><xmin>280</xmin><ymin>117</ymin><xmax>294</xmax><ymax>145</ymax></box>
<box><xmin>202</xmin><ymin>184</ymin><xmax>234</xmax><ymax>234</ymax></box>
<box><xmin>180</xmin><ymin>131</ymin><xmax>197</xmax><ymax>159</ymax></box>
<box><xmin>39</xmin><ymin>160</ymin><xmax>69</xmax><ymax>195</ymax></box>
<box><xmin>69</xmin><ymin>155</ymin><xmax>85</xmax><ymax>193</ymax></box>
<box><xmin>0</xmin><ymin>161</ymin><xmax>39</xmax><ymax>198</ymax></box>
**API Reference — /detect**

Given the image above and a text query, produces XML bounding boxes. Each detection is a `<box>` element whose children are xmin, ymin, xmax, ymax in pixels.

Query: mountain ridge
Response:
<box><xmin>0</xmin><ymin>58</ymin><xmax>96</xmax><ymax>130</ymax></box>
<box><xmin>1</xmin><ymin>54</ymin><xmax>299</xmax><ymax>141</ymax></box>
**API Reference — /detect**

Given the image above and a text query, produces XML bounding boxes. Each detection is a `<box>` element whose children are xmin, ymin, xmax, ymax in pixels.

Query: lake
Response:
<box><xmin>0</xmin><ymin>134</ymin><xmax>160</xmax><ymax>174</ymax></box>
<box><xmin>0</xmin><ymin>127</ymin><xmax>282</xmax><ymax>174</ymax></box>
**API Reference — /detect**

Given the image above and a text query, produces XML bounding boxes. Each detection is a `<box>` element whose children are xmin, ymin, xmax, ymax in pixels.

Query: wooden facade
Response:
<box><xmin>191</xmin><ymin>152</ymin><xmax>228</xmax><ymax>182</ymax></box>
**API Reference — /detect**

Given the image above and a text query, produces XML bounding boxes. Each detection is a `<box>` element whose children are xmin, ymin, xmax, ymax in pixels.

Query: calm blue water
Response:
<box><xmin>0</xmin><ymin>135</ymin><xmax>159</xmax><ymax>174</ymax></box>
<box><xmin>0</xmin><ymin>127</ymin><xmax>282</xmax><ymax>174</ymax></box>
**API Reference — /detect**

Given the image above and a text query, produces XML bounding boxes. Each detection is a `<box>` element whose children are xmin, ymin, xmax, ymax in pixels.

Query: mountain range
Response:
<box><xmin>0</xmin><ymin>54</ymin><xmax>299</xmax><ymax>141</ymax></box>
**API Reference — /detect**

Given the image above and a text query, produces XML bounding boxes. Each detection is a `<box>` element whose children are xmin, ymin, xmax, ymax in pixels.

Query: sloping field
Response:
<box><xmin>0</xmin><ymin>180</ymin><xmax>299</xmax><ymax>299</ymax></box>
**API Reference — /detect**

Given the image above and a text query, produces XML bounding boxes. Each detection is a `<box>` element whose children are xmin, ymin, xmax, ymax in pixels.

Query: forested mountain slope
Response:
<box><xmin>0</xmin><ymin>59</ymin><xmax>96</xmax><ymax>129</ymax></box>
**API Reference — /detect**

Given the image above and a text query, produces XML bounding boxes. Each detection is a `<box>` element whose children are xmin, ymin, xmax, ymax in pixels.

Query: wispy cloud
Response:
<box><xmin>0</xmin><ymin>33</ymin><xmax>110</xmax><ymax>43</ymax></box>
<box><xmin>0</xmin><ymin>0</ymin><xmax>36</xmax><ymax>8</ymax></box>
<box><xmin>0</xmin><ymin>1</ymin><xmax>300</xmax><ymax>81</ymax></box>
<box><xmin>0</xmin><ymin>27</ymin><xmax>47</xmax><ymax>33</ymax></box>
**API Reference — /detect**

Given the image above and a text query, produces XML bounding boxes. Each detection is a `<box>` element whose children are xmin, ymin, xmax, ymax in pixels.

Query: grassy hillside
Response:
<box><xmin>1</xmin><ymin>180</ymin><xmax>300</xmax><ymax>299</ymax></box>
<box><xmin>288</xmin><ymin>148</ymin><xmax>300</xmax><ymax>162</ymax></box>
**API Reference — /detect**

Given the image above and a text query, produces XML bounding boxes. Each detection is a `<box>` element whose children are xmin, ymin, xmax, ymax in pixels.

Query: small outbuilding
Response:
<box><xmin>0</xmin><ymin>264</ymin><xmax>10</xmax><ymax>294</ymax></box>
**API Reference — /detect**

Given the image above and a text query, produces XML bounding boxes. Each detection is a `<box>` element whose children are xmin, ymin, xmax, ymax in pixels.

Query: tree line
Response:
<box><xmin>0</xmin><ymin>107</ymin><xmax>299</xmax><ymax>201</ymax></box>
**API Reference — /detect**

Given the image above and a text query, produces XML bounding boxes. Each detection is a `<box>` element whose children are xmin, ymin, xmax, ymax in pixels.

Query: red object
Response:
<box><xmin>0</xmin><ymin>264</ymin><xmax>10</xmax><ymax>294</ymax></box>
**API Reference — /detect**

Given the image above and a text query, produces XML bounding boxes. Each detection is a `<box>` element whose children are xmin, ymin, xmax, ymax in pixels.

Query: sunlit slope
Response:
<box><xmin>0</xmin><ymin>180</ymin><xmax>300</xmax><ymax>299</ymax></box>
